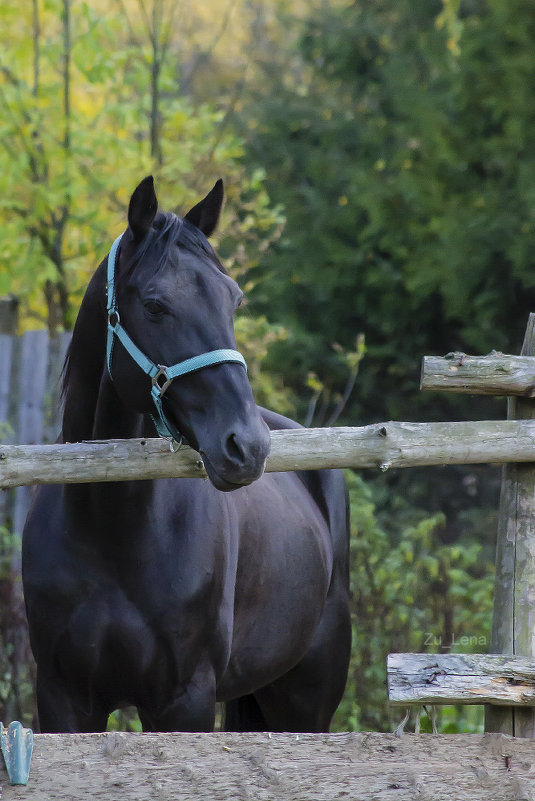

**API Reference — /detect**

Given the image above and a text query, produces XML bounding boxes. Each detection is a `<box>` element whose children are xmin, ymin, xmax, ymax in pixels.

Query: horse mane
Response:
<box><xmin>60</xmin><ymin>340</ymin><xmax>74</xmax><ymax>403</ymax></box>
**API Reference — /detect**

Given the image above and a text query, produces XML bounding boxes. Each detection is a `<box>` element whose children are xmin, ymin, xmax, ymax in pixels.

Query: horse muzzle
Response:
<box><xmin>200</xmin><ymin>420</ymin><xmax>271</xmax><ymax>492</ymax></box>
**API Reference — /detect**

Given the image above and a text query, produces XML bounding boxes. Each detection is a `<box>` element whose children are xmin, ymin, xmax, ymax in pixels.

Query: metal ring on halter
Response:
<box><xmin>108</xmin><ymin>310</ymin><xmax>120</xmax><ymax>328</ymax></box>
<box><xmin>151</xmin><ymin>366</ymin><xmax>173</xmax><ymax>396</ymax></box>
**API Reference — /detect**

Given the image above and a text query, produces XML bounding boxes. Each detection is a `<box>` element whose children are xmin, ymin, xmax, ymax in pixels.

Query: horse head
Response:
<box><xmin>107</xmin><ymin>176</ymin><xmax>271</xmax><ymax>491</ymax></box>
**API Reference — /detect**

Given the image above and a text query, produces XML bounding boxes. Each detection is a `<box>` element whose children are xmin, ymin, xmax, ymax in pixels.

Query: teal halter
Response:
<box><xmin>106</xmin><ymin>233</ymin><xmax>247</xmax><ymax>442</ymax></box>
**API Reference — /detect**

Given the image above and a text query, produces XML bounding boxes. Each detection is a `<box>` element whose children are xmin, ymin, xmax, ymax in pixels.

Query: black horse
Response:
<box><xmin>22</xmin><ymin>177</ymin><xmax>351</xmax><ymax>733</ymax></box>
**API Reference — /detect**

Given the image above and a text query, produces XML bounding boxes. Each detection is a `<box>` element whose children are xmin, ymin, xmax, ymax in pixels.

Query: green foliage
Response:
<box><xmin>0</xmin><ymin>0</ymin><xmax>283</xmax><ymax>336</ymax></box>
<box><xmin>242</xmin><ymin>0</ymin><xmax>535</xmax><ymax>425</ymax></box>
<box><xmin>234</xmin><ymin>314</ymin><xmax>294</xmax><ymax>413</ymax></box>
<box><xmin>107</xmin><ymin>707</ymin><xmax>143</xmax><ymax>733</ymax></box>
<box><xmin>333</xmin><ymin>471</ymin><xmax>494</xmax><ymax>733</ymax></box>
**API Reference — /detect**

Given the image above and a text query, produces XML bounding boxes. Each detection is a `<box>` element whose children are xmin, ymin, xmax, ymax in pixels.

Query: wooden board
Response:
<box><xmin>0</xmin><ymin>331</ymin><xmax>68</xmax><ymax>532</ymax></box>
<box><xmin>388</xmin><ymin>653</ymin><xmax>535</xmax><ymax>706</ymax></box>
<box><xmin>421</xmin><ymin>352</ymin><xmax>535</xmax><ymax>396</ymax></box>
<box><xmin>1</xmin><ymin>732</ymin><xmax>535</xmax><ymax>801</ymax></box>
<box><xmin>486</xmin><ymin>314</ymin><xmax>535</xmax><ymax>737</ymax></box>
<box><xmin>3</xmin><ymin>419</ymin><xmax>535</xmax><ymax>489</ymax></box>
<box><xmin>0</xmin><ymin>334</ymin><xmax>14</xmax><ymax>525</ymax></box>
<box><xmin>12</xmin><ymin>331</ymin><xmax>49</xmax><ymax>538</ymax></box>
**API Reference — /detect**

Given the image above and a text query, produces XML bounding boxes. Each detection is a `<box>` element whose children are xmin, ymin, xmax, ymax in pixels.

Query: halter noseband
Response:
<box><xmin>106</xmin><ymin>233</ymin><xmax>247</xmax><ymax>442</ymax></box>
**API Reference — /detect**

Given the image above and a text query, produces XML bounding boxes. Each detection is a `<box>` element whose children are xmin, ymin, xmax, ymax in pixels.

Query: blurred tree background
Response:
<box><xmin>1</xmin><ymin>0</ymin><xmax>534</xmax><ymax>732</ymax></box>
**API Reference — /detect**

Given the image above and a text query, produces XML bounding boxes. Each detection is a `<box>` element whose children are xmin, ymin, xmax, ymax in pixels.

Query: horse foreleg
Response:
<box><xmin>138</xmin><ymin>665</ymin><xmax>216</xmax><ymax>732</ymax></box>
<box><xmin>224</xmin><ymin>693</ymin><xmax>268</xmax><ymax>731</ymax></box>
<box><xmin>36</xmin><ymin>670</ymin><xmax>109</xmax><ymax>733</ymax></box>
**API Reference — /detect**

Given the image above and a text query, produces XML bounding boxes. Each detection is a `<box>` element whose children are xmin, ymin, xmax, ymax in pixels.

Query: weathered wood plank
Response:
<box><xmin>12</xmin><ymin>331</ymin><xmax>49</xmax><ymax>538</ymax></box>
<box><xmin>421</xmin><ymin>352</ymin><xmax>535</xmax><ymax>396</ymax></box>
<box><xmin>15</xmin><ymin>331</ymin><xmax>49</xmax><ymax>447</ymax></box>
<box><xmin>0</xmin><ymin>732</ymin><xmax>533</xmax><ymax>801</ymax></box>
<box><xmin>0</xmin><ymin>334</ymin><xmax>13</xmax><ymax>430</ymax></box>
<box><xmin>0</xmin><ymin>334</ymin><xmax>14</xmax><ymax>525</ymax></box>
<box><xmin>1</xmin><ymin>420</ymin><xmax>535</xmax><ymax>488</ymax></box>
<box><xmin>0</xmin><ymin>331</ymin><xmax>69</xmax><ymax>531</ymax></box>
<box><xmin>486</xmin><ymin>314</ymin><xmax>535</xmax><ymax>737</ymax></box>
<box><xmin>388</xmin><ymin>653</ymin><xmax>535</xmax><ymax>706</ymax></box>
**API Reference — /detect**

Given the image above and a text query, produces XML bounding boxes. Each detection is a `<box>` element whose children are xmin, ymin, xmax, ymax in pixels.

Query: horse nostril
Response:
<box><xmin>225</xmin><ymin>432</ymin><xmax>246</xmax><ymax>465</ymax></box>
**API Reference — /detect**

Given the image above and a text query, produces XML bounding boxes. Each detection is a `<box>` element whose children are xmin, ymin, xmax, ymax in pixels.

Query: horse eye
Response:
<box><xmin>144</xmin><ymin>300</ymin><xmax>165</xmax><ymax>317</ymax></box>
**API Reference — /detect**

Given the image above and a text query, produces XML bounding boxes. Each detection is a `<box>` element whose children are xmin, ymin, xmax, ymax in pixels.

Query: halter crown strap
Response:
<box><xmin>106</xmin><ymin>232</ymin><xmax>247</xmax><ymax>441</ymax></box>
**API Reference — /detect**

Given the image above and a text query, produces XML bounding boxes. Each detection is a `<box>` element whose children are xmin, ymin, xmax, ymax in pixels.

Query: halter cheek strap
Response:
<box><xmin>106</xmin><ymin>233</ymin><xmax>247</xmax><ymax>442</ymax></box>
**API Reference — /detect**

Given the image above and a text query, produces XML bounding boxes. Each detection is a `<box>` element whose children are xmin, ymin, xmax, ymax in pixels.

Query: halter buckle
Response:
<box><xmin>108</xmin><ymin>310</ymin><xmax>120</xmax><ymax>328</ymax></box>
<box><xmin>151</xmin><ymin>366</ymin><xmax>172</xmax><ymax>396</ymax></box>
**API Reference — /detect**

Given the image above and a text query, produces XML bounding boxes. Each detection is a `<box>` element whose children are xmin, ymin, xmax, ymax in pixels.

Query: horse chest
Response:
<box><xmin>54</xmin><ymin>564</ymin><xmax>227</xmax><ymax>708</ymax></box>
<box><xmin>27</xmin><ymin>500</ymin><xmax>232</xmax><ymax>703</ymax></box>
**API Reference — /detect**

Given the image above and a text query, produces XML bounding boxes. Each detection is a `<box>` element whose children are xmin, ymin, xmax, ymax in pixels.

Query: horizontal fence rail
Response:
<box><xmin>421</xmin><ymin>352</ymin><xmax>535</xmax><ymax>396</ymax></box>
<box><xmin>3</xmin><ymin>731</ymin><xmax>535</xmax><ymax>801</ymax></box>
<box><xmin>388</xmin><ymin>653</ymin><xmax>535</xmax><ymax>707</ymax></box>
<box><xmin>2</xmin><ymin>419</ymin><xmax>535</xmax><ymax>488</ymax></box>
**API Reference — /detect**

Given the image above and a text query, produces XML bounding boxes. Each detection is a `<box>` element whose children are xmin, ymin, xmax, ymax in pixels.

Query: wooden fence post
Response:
<box><xmin>486</xmin><ymin>313</ymin><xmax>535</xmax><ymax>736</ymax></box>
<box><xmin>12</xmin><ymin>332</ymin><xmax>49</xmax><ymax>541</ymax></box>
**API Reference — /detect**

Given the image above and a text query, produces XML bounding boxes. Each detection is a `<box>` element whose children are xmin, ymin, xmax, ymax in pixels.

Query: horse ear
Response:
<box><xmin>128</xmin><ymin>176</ymin><xmax>158</xmax><ymax>241</ymax></box>
<box><xmin>184</xmin><ymin>179</ymin><xmax>224</xmax><ymax>237</ymax></box>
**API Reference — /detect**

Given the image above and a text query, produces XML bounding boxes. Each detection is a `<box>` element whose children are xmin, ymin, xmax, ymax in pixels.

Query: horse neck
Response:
<box><xmin>92</xmin><ymin>370</ymin><xmax>149</xmax><ymax>440</ymax></box>
<box><xmin>62</xmin><ymin>262</ymin><xmax>154</xmax><ymax>521</ymax></box>
<box><xmin>64</xmin><ymin>365</ymin><xmax>155</xmax><ymax>531</ymax></box>
<box><xmin>62</xmin><ymin>261</ymin><xmax>149</xmax><ymax>443</ymax></box>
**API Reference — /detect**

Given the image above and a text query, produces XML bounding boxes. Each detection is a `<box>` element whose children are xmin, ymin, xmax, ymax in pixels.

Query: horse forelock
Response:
<box><xmin>130</xmin><ymin>212</ymin><xmax>227</xmax><ymax>280</ymax></box>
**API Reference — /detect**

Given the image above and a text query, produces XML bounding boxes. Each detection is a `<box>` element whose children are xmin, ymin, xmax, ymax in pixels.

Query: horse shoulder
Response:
<box><xmin>258</xmin><ymin>406</ymin><xmax>349</xmax><ymax>575</ymax></box>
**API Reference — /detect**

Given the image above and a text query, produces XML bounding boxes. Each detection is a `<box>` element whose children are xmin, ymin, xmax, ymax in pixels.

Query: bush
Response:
<box><xmin>333</xmin><ymin>471</ymin><xmax>494</xmax><ymax>733</ymax></box>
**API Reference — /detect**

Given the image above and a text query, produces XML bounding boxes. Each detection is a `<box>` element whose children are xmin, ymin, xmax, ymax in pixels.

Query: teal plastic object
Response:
<box><xmin>0</xmin><ymin>721</ymin><xmax>34</xmax><ymax>785</ymax></box>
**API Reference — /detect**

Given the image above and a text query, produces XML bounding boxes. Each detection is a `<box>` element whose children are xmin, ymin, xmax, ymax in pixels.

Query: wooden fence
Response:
<box><xmin>0</xmin><ymin>731</ymin><xmax>533</xmax><ymax>800</ymax></box>
<box><xmin>5</xmin><ymin>317</ymin><xmax>535</xmax><ymax>798</ymax></box>
<box><xmin>392</xmin><ymin>314</ymin><xmax>535</xmax><ymax>740</ymax></box>
<box><xmin>0</xmin><ymin>330</ymin><xmax>70</xmax><ymax>539</ymax></box>
<box><xmin>2</xmin><ymin>420</ymin><xmax>535</xmax><ymax>489</ymax></box>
